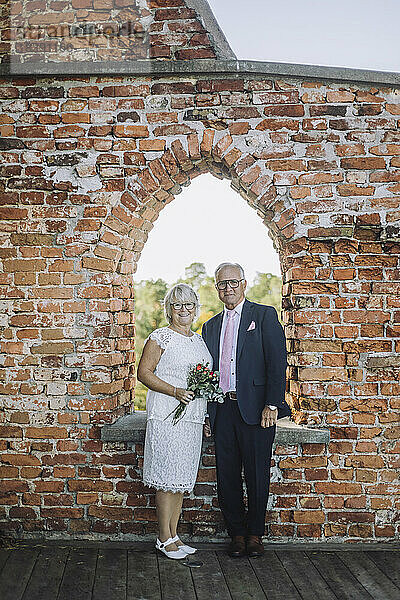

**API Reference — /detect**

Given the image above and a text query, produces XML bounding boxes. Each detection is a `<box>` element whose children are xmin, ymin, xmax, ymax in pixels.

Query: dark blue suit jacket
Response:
<box><xmin>202</xmin><ymin>299</ymin><xmax>290</xmax><ymax>429</ymax></box>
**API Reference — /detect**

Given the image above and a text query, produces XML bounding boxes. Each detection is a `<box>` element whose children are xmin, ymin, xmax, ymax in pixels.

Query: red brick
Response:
<box><xmin>341</xmin><ymin>157</ymin><xmax>386</xmax><ymax>170</ymax></box>
<box><xmin>114</xmin><ymin>125</ymin><xmax>149</xmax><ymax>138</ymax></box>
<box><xmin>265</xmin><ymin>159</ymin><xmax>305</xmax><ymax>171</ymax></box>
<box><xmin>200</xmin><ymin>129</ymin><xmax>215</xmax><ymax>155</ymax></box>
<box><xmin>88</xmin><ymin>506</ymin><xmax>132</xmax><ymax>520</ymax></box>
<box><xmin>337</xmin><ymin>185</ymin><xmax>374</xmax><ymax>196</ymax></box>
<box><xmin>9</xmin><ymin>507</ymin><xmax>37</xmax><ymax>519</ymax></box>
<box><xmin>386</xmin><ymin>104</ymin><xmax>400</xmax><ymax>115</ymax></box>
<box><xmin>41</xmin><ymin>507</ymin><xmax>84</xmax><ymax>518</ymax></box>
<box><xmin>0</xmin><ymin>426</ymin><xmax>23</xmax><ymax>438</ymax></box>
<box><xmin>68</xmin><ymin>480</ymin><xmax>113</xmax><ymax>492</ymax></box>
<box><xmin>256</xmin><ymin>119</ymin><xmax>299</xmax><ymax>132</ymax></box>
<box><xmin>138</xmin><ymin>139</ymin><xmax>165</xmax><ymax>152</ymax></box>
<box><xmin>326</xmin><ymin>91</ymin><xmax>355</xmax><ymax>103</ymax></box>
<box><xmin>264</xmin><ymin>104</ymin><xmax>304</xmax><ymax>117</ymax></box>
<box><xmin>293</xmin><ymin>511</ymin><xmax>325</xmax><ymax>524</ymax></box>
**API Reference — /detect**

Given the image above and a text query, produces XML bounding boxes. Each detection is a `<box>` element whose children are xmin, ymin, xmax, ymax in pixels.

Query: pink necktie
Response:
<box><xmin>219</xmin><ymin>310</ymin><xmax>236</xmax><ymax>393</ymax></box>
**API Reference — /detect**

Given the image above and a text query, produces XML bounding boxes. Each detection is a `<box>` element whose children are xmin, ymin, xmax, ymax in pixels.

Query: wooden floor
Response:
<box><xmin>0</xmin><ymin>542</ymin><xmax>400</xmax><ymax>600</ymax></box>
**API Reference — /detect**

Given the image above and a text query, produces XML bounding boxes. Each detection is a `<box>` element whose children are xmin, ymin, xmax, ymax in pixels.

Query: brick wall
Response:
<box><xmin>0</xmin><ymin>71</ymin><xmax>399</xmax><ymax>542</ymax></box>
<box><xmin>0</xmin><ymin>0</ymin><xmax>217</xmax><ymax>65</ymax></box>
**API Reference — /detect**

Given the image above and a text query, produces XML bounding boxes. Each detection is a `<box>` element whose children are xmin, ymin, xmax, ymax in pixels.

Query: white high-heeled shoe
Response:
<box><xmin>171</xmin><ymin>535</ymin><xmax>197</xmax><ymax>554</ymax></box>
<box><xmin>155</xmin><ymin>538</ymin><xmax>187</xmax><ymax>560</ymax></box>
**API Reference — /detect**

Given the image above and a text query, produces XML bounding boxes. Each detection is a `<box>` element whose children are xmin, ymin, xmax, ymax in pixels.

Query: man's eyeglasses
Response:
<box><xmin>171</xmin><ymin>302</ymin><xmax>196</xmax><ymax>311</ymax></box>
<box><xmin>215</xmin><ymin>279</ymin><xmax>244</xmax><ymax>290</ymax></box>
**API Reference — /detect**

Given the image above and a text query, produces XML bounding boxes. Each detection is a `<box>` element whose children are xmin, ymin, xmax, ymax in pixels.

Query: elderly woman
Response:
<box><xmin>137</xmin><ymin>283</ymin><xmax>212</xmax><ymax>559</ymax></box>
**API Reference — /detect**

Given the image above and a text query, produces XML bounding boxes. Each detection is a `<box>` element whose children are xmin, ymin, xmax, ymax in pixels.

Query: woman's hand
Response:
<box><xmin>175</xmin><ymin>388</ymin><xmax>194</xmax><ymax>405</ymax></box>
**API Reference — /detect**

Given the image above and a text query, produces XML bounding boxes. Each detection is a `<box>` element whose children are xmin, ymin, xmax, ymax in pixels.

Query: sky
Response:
<box><xmin>135</xmin><ymin>0</ymin><xmax>399</xmax><ymax>284</ymax></box>
<box><xmin>209</xmin><ymin>0</ymin><xmax>400</xmax><ymax>72</ymax></box>
<box><xmin>135</xmin><ymin>175</ymin><xmax>281</xmax><ymax>284</ymax></box>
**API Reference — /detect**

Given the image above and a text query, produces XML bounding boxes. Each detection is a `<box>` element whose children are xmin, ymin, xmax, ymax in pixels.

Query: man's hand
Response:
<box><xmin>261</xmin><ymin>406</ymin><xmax>277</xmax><ymax>428</ymax></box>
<box><xmin>204</xmin><ymin>417</ymin><xmax>212</xmax><ymax>437</ymax></box>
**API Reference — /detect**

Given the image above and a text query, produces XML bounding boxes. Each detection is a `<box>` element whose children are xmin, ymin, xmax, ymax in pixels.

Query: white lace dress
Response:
<box><xmin>142</xmin><ymin>327</ymin><xmax>212</xmax><ymax>494</ymax></box>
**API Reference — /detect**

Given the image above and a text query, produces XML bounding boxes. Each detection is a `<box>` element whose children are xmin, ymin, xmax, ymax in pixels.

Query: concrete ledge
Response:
<box><xmin>101</xmin><ymin>412</ymin><xmax>330</xmax><ymax>445</ymax></box>
<box><xmin>1</xmin><ymin>58</ymin><xmax>399</xmax><ymax>86</ymax></box>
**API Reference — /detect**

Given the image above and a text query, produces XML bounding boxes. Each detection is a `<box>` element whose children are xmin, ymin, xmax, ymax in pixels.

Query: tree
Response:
<box><xmin>134</xmin><ymin>278</ymin><xmax>168</xmax><ymax>409</ymax></box>
<box><xmin>194</xmin><ymin>276</ymin><xmax>223</xmax><ymax>332</ymax></box>
<box><xmin>179</xmin><ymin>262</ymin><xmax>222</xmax><ymax>332</ymax></box>
<box><xmin>180</xmin><ymin>262</ymin><xmax>207</xmax><ymax>291</ymax></box>
<box><xmin>134</xmin><ymin>278</ymin><xmax>168</xmax><ymax>356</ymax></box>
<box><xmin>246</xmin><ymin>272</ymin><xmax>282</xmax><ymax>315</ymax></box>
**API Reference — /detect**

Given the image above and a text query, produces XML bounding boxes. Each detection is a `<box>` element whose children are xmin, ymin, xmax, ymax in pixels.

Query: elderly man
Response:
<box><xmin>202</xmin><ymin>262</ymin><xmax>290</xmax><ymax>557</ymax></box>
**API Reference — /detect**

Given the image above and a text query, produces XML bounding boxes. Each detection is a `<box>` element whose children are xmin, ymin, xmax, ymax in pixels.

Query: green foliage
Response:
<box><xmin>180</xmin><ymin>262</ymin><xmax>207</xmax><ymax>290</ymax></box>
<box><xmin>179</xmin><ymin>263</ymin><xmax>222</xmax><ymax>333</ymax></box>
<box><xmin>134</xmin><ymin>278</ymin><xmax>168</xmax><ymax>411</ymax></box>
<box><xmin>134</xmin><ymin>385</ymin><xmax>147</xmax><ymax>411</ymax></box>
<box><xmin>134</xmin><ymin>278</ymin><xmax>168</xmax><ymax>358</ymax></box>
<box><xmin>246</xmin><ymin>272</ymin><xmax>282</xmax><ymax>316</ymax></box>
<box><xmin>134</xmin><ymin>264</ymin><xmax>282</xmax><ymax>410</ymax></box>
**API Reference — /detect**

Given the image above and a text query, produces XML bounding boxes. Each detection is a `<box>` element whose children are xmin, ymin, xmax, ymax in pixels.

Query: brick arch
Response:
<box><xmin>77</xmin><ymin>131</ymin><xmax>298</xmax><ymax>419</ymax></box>
<box><xmin>89</xmin><ymin>130</ymin><xmax>296</xmax><ymax>277</ymax></box>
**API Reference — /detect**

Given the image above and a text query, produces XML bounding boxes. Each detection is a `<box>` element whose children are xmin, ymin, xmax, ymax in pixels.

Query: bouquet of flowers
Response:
<box><xmin>166</xmin><ymin>362</ymin><xmax>225</xmax><ymax>425</ymax></box>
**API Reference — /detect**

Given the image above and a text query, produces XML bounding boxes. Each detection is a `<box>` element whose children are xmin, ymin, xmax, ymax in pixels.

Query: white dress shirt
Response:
<box><xmin>218</xmin><ymin>298</ymin><xmax>277</xmax><ymax>411</ymax></box>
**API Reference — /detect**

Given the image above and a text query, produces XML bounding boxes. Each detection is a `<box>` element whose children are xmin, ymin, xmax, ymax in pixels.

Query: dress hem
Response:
<box><xmin>143</xmin><ymin>480</ymin><xmax>193</xmax><ymax>494</ymax></box>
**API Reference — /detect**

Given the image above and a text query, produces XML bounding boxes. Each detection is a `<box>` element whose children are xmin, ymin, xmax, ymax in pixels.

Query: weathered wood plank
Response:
<box><xmin>217</xmin><ymin>551</ymin><xmax>265</xmax><ymax>600</ymax></box>
<box><xmin>368</xmin><ymin>550</ymin><xmax>400</xmax><ymax>588</ymax></box>
<box><xmin>58</xmin><ymin>548</ymin><xmax>98</xmax><ymax>600</ymax></box>
<box><xmin>157</xmin><ymin>553</ymin><xmax>197</xmax><ymax>600</ymax></box>
<box><xmin>2</xmin><ymin>542</ymin><xmax>400</xmax><ymax>600</ymax></box>
<box><xmin>92</xmin><ymin>549</ymin><xmax>127</xmax><ymax>600</ymax></box>
<box><xmin>276</xmin><ymin>550</ymin><xmax>337</xmax><ymax>600</ymax></box>
<box><xmin>307</xmin><ymin>551</ymin><xmax>373</xmax><ymax>600</ymax></box>
<box><xmin>0</xmin><ymin>547</ymin><xmax>39</xmax><ymax>600</ymax></box>
<box><xmin>22</xmin><ymin>546</ymin><xmax>69</xmax><ymax>600</ymax></box>
<box><xmin>127</xmin><ymin>550</ymin><xmax>161</xmax><ymax>600</ymax></box>
<box><xmin>190</xmin><ymin>550</ymin><xmax>231</xmax><ymax>600</ymax></box>
<box><xmin>338</xmin><ymin>551</ymin><xmax>400</xmax><ymax>600</ymax></box>
<box><xmin>251</xmin><ymin>551</ymin><xmax>301</xmax><ymax>600</ymax></box>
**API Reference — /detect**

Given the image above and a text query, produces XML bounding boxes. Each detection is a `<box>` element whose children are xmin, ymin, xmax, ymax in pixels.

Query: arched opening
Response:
<box><xmin>132</xmin><ymin>172</ymin><xmax>285</xmax><ymax>410</ymax></box>
<box><xmin>88</xmin><ymin>135</ymin><xmax>299</xmax><ymax>423</ymax></box>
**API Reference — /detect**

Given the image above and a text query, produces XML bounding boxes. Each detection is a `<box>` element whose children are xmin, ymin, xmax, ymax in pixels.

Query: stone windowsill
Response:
<box><xmin>101</xmin><ymin>412</ymin><xmax>330</xmax><ymax>445</ymax></box>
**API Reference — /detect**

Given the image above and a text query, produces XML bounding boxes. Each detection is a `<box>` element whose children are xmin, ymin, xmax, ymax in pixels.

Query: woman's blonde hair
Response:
<box><xmin>164</xmin><ymin>283</ymin><xmax>200</xmax><ymax>323</ymax></box>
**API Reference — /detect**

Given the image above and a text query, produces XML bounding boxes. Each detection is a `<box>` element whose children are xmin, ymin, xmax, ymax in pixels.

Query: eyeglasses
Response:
<box><xmin>171</xmin><ymin>302</ymin><xmax>196</xmax><ymax>311</ymax></box>
<box><xmin>215</xmin><ymin>279</ymin><xmax>244</xmax><ymax>290</ymax></box>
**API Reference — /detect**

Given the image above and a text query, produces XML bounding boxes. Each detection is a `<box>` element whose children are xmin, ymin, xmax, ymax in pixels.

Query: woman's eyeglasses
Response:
<box><xmin>171</xmin><ymin>302</ymin><xmax>196</xmax><ymax>311</ymax></box>
<box><xmin>215</xmin><ymin>279</ymin><xmax>244</xmax><ymax>290</ymax></box>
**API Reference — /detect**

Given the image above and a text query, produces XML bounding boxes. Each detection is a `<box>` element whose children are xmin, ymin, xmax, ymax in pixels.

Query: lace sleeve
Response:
<box><xmin>146</xmin><ymin>328</ymin><xmax>173</xmax><ymax>351</ymax></box>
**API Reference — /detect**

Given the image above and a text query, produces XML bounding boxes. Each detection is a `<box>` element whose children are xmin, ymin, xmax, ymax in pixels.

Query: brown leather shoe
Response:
<box><xmin>247</xmin><ymin>535</ymin><xmax>264</xmax><ymax>557</ymax></box>
<box><xmin>227</xmin><ymin>535</ymin><xmax>246</xmax><ymax>558</ymax></box>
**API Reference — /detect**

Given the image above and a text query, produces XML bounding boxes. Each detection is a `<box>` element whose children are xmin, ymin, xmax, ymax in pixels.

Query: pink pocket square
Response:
<box><xmin>247</xmin><ymin>321</ymin><xmax>256</xmax><ymax>331</ymax></box>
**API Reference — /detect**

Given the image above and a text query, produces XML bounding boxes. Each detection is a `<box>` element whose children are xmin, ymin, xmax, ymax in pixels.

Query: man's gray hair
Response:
<box><xmin>214</xmin><ymin>262</ymin><xmax>245</xmax><ymax>281</ymax></box>
<box><xmin>164</xmin><ymin>283</ymin><xmax>200</xmax><ymax>323</ymax></box>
